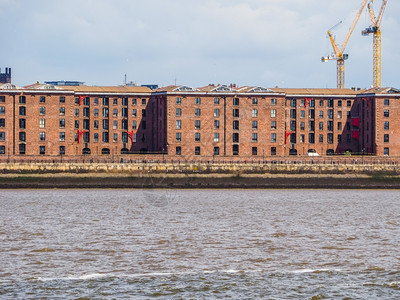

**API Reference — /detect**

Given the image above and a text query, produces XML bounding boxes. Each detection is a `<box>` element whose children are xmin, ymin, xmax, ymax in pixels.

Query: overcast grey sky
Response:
<box><xmin>0</xmin><ymin>0</ymin><xmax>398</xmax><ymax>88</ymax></box>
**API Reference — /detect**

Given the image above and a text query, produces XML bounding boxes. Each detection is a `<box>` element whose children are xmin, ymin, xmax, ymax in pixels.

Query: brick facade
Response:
<box><xmin>0</xmin><ymin>83</ymin><xmax>399</xmax><ymax>159</ymax></box>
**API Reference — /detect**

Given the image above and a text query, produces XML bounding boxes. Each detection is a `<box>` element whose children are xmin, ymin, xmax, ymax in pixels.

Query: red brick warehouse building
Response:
<box><xmin>0</xmin><ymin>81</ymin><xmax>399</xmax><ymax>159</ymax></box>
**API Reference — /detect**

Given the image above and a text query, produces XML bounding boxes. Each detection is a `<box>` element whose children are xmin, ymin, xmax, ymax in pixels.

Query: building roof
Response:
<box><xmin>271</xmin><ymin>88</ymin><xmax>360</xmax><ymax>97</ymax></box>
<box><xmin>359</xmin><ymin>87</ymin><xmax>400</xmax><ymax>96</ymax></box>
<box><xmin>53</xmin><ymin>85</ymin><xmax>153</xmax><ymax>94</ymax></box>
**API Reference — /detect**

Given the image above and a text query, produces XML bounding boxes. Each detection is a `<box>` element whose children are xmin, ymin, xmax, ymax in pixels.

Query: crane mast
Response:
<box><xmin>322</xmin><ymin>0</ymin><xmax>368</xmax><ymax>89</ymax></box>
<box><xmin>362</xmin><ymin>0</ymin><xmax>388</xmax><ymax>88</ymax></box>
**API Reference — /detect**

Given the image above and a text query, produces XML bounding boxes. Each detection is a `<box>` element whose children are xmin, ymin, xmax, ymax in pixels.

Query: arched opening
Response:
<box><xmin>101</xmin><ymin>148</ymin><xmax>110</xmax><ymax>155</ymax></box>
<box><xmin>82</xmin><ymin>148</ymin><xmax>91</xmax><ymax>155</ymax></box>
<box><xmin>307</xmin><ymin>149</ymin><xmax>319</xmax><ymax>156</ymax></box>
<box><xmin>289</xmin><ymin>149</ymin><xmax>297</xmax><ymax>156</ymax></box>
<box><xmin>326</xmin><ymin>149</ymin><xmax>335</xmax><ymax>155</ymax></box>
<box><xmin>121</xmin><ymin>148</ymin><xmax>129</xmax><ymax>154</ymax></box>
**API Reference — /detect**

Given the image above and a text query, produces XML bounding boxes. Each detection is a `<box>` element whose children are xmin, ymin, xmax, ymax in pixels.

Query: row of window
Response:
<box><xmin>175</xmin><ymin>145</ymin><xmax>278</xmax><ymax>156</ymax></box>
<box><xmin>73</xmin><ymin>107</ymin><xmax>146</xmax><ymax>118</ymax></box>
<box><xmin>175</xmin><ymin>97</ymin><xmax>278</xmax><ymax>106</ymax></box>
<box><xmin>75</xmin><ymin>97</ymin><xmax>146</xmax><ymax>106</ymax></box>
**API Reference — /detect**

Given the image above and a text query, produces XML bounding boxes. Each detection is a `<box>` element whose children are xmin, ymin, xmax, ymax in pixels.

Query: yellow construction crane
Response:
<box><xmin>322</xmin><ymin>0</ymin><xmax>369</xmax><ymax>89</ymax></box>
<box><xmin>362</xmin><ymin>0</ymin><xmax>388</xmax><ymax>88</ymax></box>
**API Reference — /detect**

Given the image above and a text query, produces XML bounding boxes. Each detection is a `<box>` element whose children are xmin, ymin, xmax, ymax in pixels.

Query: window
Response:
<box><xmin>122</xmin><ymin>97</ymin><xmax>128</xmax><ymax>106</ymax></box>
<box><xmin>214</xmin><ymin>109</ymin><xmax>220</xmax><ymax>117</ymax></box>
<box><xmin>300</xmin><ymin>122</ymin><xmax>305</xmax><ymax>131</ymax></box>
<box><xmin>60</xmin><ymin>107</ymin><xmax>65</xmax><ymax>115</ymax></box>
<box><xmin>0</xmin><ymin>131</ymin><xmax>4</xmax><ymax>141</ymax></box>
<box><xmin>309</xmin><ymin>110</ymin><xmax>315</xmax><ymax>119</ymax></box>
<box><xmin>328</xmin><ymin>99</ymin><xmax>333</xmax><ymax>108</ymax></box>
<box><xmin>384</xmin><ymin>110</ymin><xmax>389</xmax><ymax>117</ymax></box>
<box><xmin>327</xmin><ymin>133</ymin><xmax>333</xmax><ymax>144</ymax></box>
<box><xmin>122</xmin><ymin>108</ymin><xmax>128</xmax><ymax>118</ymax></box>
<box><xmin>195</xmin><ymin>146</ymin><xmax>201</xmax><ymax>155</ymax></box>
<box><xmin>214</xmin><ymin>133</ymin><xmax>220</xmax><ymax>142</ymax></box>
<box><xmin>19</xmin><ymin>143</ymin><xmax>25</xmax><ymax>154</ymax></box>
<box><xmin>39</xmin><ymin>132</ymin><xmax>45</xmax><ymax>141</ymax></box>
<box><xmin>94</xmin><ymin>120</ymin><xmax>99</xmax><ymax>129</ymax></box>
<box><xmin>233</xmin><ymin>98</ymin><xmax>239</xmax><ymax>106</ymax></box>
<box><xmin>176</xmin><ymin>108</ymin><xmax>182</xmax><ymax>116</ymax></box>
<box><xmin>271</xmin><ymin>121</ymin><xmax>277</xmax><ymax>130</ymax></box>
<box><xmin>271</xmin><ymin>133</ymin><xmax>277</xmax><ymax>143</ymax></box>
<box><xmin>122</xmin><ymin>119</ymin><xmax>128</xmax><ymax>130</ymax></box>
<box><xmin>59</xmin><ymin>132</ymin><xmax>65</xmax><ymax>141</ymax></box>
<box><xmin>300</xmin><ymin>134</ymin><xmax>305</xmax><ymax>143</ymax></box>
<box><xmin>252</xmin><ymin>133</ymin><xmax>258</xmax><ymax>142</ymax></box>
<box><xmin>214</xmin><ymin>98</ymin><xmax>220</xmax><ymax>105</ymax></box>
<box><xmin>384</xmin><ymin>99</ymin><xmax>389</xmax><ymax>106</ymax></box>
<box><xmin>328</xmin><ymin>121</ymin><xmax>333</xmax><ymax>131</ymax></box>
<box><xmin>195</xmin><ymin>132</ymin><xmax>201</xmax><ymax>142</ymax></box>
<box><xmin>132</xmin><ymin>109</ymin><xmax>137</xmax><ymax>117</ymax></box>
<box><xmin>291</xmin><ymin>99</ymin><xmax>296</xmax><ymax>107</ymax></box>
<box><xmin>252</xmin><ymin>120</ymin><xmax>258</xmax><ymax>129</ymax></box>
<box><xmin>252</xmin><ymin>147</ymin><xmax>258</xmax><ymax>155</ymax></box>
<box><xmin>19</xmin><ymin>132</ymin><xmax>25</xmax><ymax>141</ymax></box>
<box><xmin>319</xmin><ymin>111</ymin><xmax>324</xmax><ymax>118</ymax></box>
<box><xmin>19</xmin><ymin>119</ymin><xmax>25</xmax><ymax>129</ymax></box>
<box><xmin>338</xmin><ymin>122</ymin><xmax>342</xmax><ymax>131</ymax></box>
<box><xmin>19</xmin><ymin>96</ymin><xmax>26</xmax><ymax>104</ymax></box>
<box><xmin>84</xmin><ymin>107</ymin><xmax>90</xmax><ymax>117</ymax></box>
<box><xmin>337</xmin><ymin>111</ymin><xmax>342</xmax><ymax>119</ymax></box>
<box><xmin>113</xmin><ymin>133</ymin><xmax>118</xmax><ymax>142</ymax></box>
<box><xmin>233</xmin><ymin>120</ymin><xmax>239</xmax><ymax>130</ymax></box>
<box><xmin>103</xmin><ymin>97</ymin><xmax>109</xmax><ymax>106</ymax></box>
<box><xmin>113</xmin><ymin>109</ymin><xmax>118</xmax><ymax>117</ymax></box>
<box><xmin>347</xmin><ymin>111</ymin><xmax>351</xmax><ymax>117</ymax></box>
<box><xmin>319</xmin><ymin>122</ymin><xmax>323</xmax><ymax>131</ymax></box>
<box><xmin>233</xmin><ymin>133</ymin><xmax>239</xmax><ymax>143</ymax></box>
<box><xmin>271</xmin><ymin>147</ymin><xmax>277</xmax><ymax>155</ymax></box>
<box><xmin>309</xmin><ymin>99</ymin><xmax>315</xmax><ymax>107</ymax></box>
<box><xmin>300</xmin><ymin>110</ymin><xmax>305</xmax><ymax>118</ymax></box>
<box><xmin>176</xmin><ymin>146</ymin><xmax>182</xmax><ymax>155</ymax></box>
<box><xmin>319</xmin><ymin>100</ymin><xmax>324</xmax><ymax>107</ymax></box>
<box><xmin>214</xmin><ymin>147</ymin><xmax>220</xmax><ymax>155</ymax></box>
<box><xmin>142</xmin><ymin>109</ymin><xmax>146</xmax><ymax>117</ymax></box>
<box><xmin>271</xmin><ymin>109</ymin><xmax>276</xmax><ymax>118</ymax></box>
<box><xmin>113</xmin><ymin>98</ymin><xmax>118</xmax><ymax>105</ymax></box>
<box><xmin>271</xmin><ymin>98</ymin><xmax>277</xmax><ymax>105</ymax></box>
<box><xmin>39</xmin><ymin>119</ymin><xmax>45</xmax><ymax>128</ymax></box>
<box><xmin>233</xmin><ymin>144</ymin><xmax>239</xmax><ymax>156</ymax></box>
<box><xmin>94</xmin><ymin>108</ymin><xmax>99</xmax><ymax>117</ymax></box>
<box><xmin>74</xmin><ymin>120</ymin><xmax>79</xmax><ymax>129</ymax></box>
<box><xmin>328</xmin><ymin>109</ymin><xmax>333</xmax><ymax>119</ymax></box>
<box><xmin>176</xmin><ymin>97</ymin><xmax>182</xmax><ymax>104</ymax></box>
<box><xmin>195</xmin><ymin>108</ymin><xmax>201</xmax><ymax>116</ymax></box>
<box><xmin>233</xmin><ymin>109</ymin><xmax>239</xmax><ymax>118</ymax></box>
<box><xmin>176</xmin><ymin>132</ymin><xmax>182</xmax><ymax>142</ymax></box>
<box><xmin>102</xmin><ymin>132</ymin><xmax>109</xmax><ymax>143</ymax></box>
<box><xmin>132</xmin><ymin>121</ymin><xmax>137</xmax><ymax>129</ymax></box>
<box><xmin>384</xmin><ymin>121</ymin><xmax>389</xmax><ymax>130</ymax></box>
<box><xmin>176</xmin><ymin>120</ymin><xmax>182</xmax><ymax>130</ymax></box>
<box><xmin>132</xmin><ymin>98</ymin><xmax>137</xmax><ymax>105</ymax></box>
<box><xmin>338</xmin><ymin>134</ymin><xmax>342</xmax><ymax>142</ymax></box>
<box><xmin>309</xmin><ymin>121</ymin><xmax>315</xmax><ymax>131</ymax></box>
<box><xmin>338</xmin><ymin>100</ymin><xmax>342</xmax><ymax>107</ymax></box>
<box><xmin>94</xmin><ymin>133</ymin><xmax>99</xmax><ymax>143</ymax></box>
<box><xmin>347</xmin><ymin>100</ymin><xmax>352</xmax><ymax>107</ymax></box>
<box><xmin>94</xmin><ymin>98</ymin><xmax>99</xmax><ymax>105</ymax></box>
<box><xmin>59</xmin><ymin>146</ymin><xmax>65</xmax><ymax>155</ymax></box>
<box><xmin>384</xmin><ymin>134</ymin><xmax>389</xmax><ymax>143</ymax></box>
<box><xmin>122</xmin><ymin>132</ymin><xmax>128</xmax><ymax>143</ymax></box>
<box><xmin>39</xmin><ymin>146</ymin><xmax>45</xmax><ymax>155</ymax></box>
<box><xmin>214</xmin><ymin>120</ymin><xmax>220</xmax><ymax>129</ymax></box>
<box><xmin>40</xmin><ymin>96</ymin><xmax>45</xmax><ymax>103</ymax></box>
<box><xmin>384</xmin><ymin>147</ymin><xmax>389</xmax><ymax>156</ymax></box>
<box><xmin>0</xmin><ymin>96</ymin><xmax>4</xmax><ymax>103</ymax></box>
<box><xmin>195</xmin><ymin>98</ymin><xmax>201</xmax><ymax>105</ymax></box>
<box><xmin>113</xmin><ymin>120</ymin><xmax>118</xmax><ymax>130</ymax></box>
<box><xmin>102</xmin><ymin>107</ymin><xmax>109</xmax><ymax>117</ymax></box>
<box><xmin>309</xmin><ymin>133</ymin><xmax>315</xmax><ymax>144</ymax></box>
<box><xmin>252</xmin><ymin>98</ymin><xmax>258</xmax><ymax>105</ymax></box>
<box><xmin>0</xmin><ymin>145</ymin><xmax>5</xmax><ymax>154</ymax></box>
<box><xmin>74</xmin><ymin>108</ymin><xmax>79</xmax><ymax>117</ymax></box>
<box><xmin>83</xmin><ymin>97</ymin><xmax>90</xmax><ymax>106</ymax></box>
<box><xmin>290</xmin><ymin>120</ymin><xmax>296</xmax><ymax>131</ymax></box>
<box><xmin>319</xmin><ymin>134</ymin><xmax>323</xmax><ymax>143</ymax></box>
<box><xmin>0</xmin><ymin>118</ymin><xmax>4</xmax><ymax>128</ymax></box>
<box><xmin>103</xmin><ymin>119</ymin><xmax>109</xmax><ymax>130</ymax></box>
<box><xmin>252</xmin><ymin>109</ymin><xmax>258</xmax><ymax>118</ymax></box>
<box><xmin>195</xmin><ymin>120</ymin><xmax>201</xmax><ymax>129</ymax></box>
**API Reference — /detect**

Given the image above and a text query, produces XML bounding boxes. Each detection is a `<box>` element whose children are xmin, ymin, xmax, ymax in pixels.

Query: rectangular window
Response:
<box><xmin>214</xmin><ymin>120</ymin><xmax>220</xmax><ymax>129</ymax></box>
<box><xmin>384</xmin><ymin>147</ymin><xmax>389</xmax><ymax>156</ymax></box>
<box><xmin>252</xmin><ymin>133</ymin><xmax>258</xmax><ymax>142</ymax></box>
<box><xmin>252</xmin><ymin>98</ymin><xmax>258</xmax><ymax>105</ymax></box>
<box><xmin>214</xmin><ymin>147</ymin><xmax>220</xmax><ymax>156</ymax></box>
<box><xmin>233</xmin><ymin>98</ymin><xmax>239</xmax><ymax>106</ymax></box>
<box><xmin>195</xmin><ymin>108</ymin><xmax>201</xmax><ymax>116</ymax></box>
<box><xmin>74</xmin><ymin>108</ymin><xmax>79</xmax><ymax>117</ymax></box>
<box><xmin>132</xmin><ymin>109</ymin><xmax>137</xmax><ymax>117</ymax></box>
<box><xmin>271</xmin><ymin>121</ymin><xmax>277</xmax><ymax>130</ymax></box>
<box><xmin>59</xmin><ymin>146</ymin><xmax>65</xmax><ymax>155</ymax></box>
<box><xmin>309</xmin><ymin>121</ymin><xmax>315</xmax><ymax>131</ymax></box>
<box><xmin>122</xmin><ymin>97</ymin><xmax>128</xmax><ymax>106</ymax></box>
<box><xmin>103</xmin><ymin>97</ymin><xmax>109</xmax><ymax>106</ymax></box>
<box><xmin>113</xmin><ymin>133</ymin><xmax>118</xmax><ymax>142</ymax></box>
<box><xmin>94</xmin><ymin>108</ymin><xmax>99</xmax><ymax>117</ymax></box>
<box><xmin>271</xmin><ymin>109</ymin><xmax>276</xmax><ymax>118</ymax></box>
<box><xmin>59</xmin><ymin>132</ymin><xmax>65</xmax><ymax>141</ymax></box>
<box><xmin>0</xmin><ymin>96</ymin><xmax>4</xmax><ymax>103</ymax></box>
<box><xmin>338</xmin><ymin>122</ymin><xmax>342</xmax><ymax>131</ymax></box>
<box><xmin>195</xmin><ymin>120</ymin><xmax>201</xmax><ymax>129</ymax></box>
<box><xmin>233</xmin><ymin>120</ymin><xmax>239</xmax><ymax>130</ymax></box>
<box><xmin>384</xmin><ymin>121</ymin><xmax>389</xmax><ymax>130</ymax></box>
<box><xmin>103</xmin><ymin>107</ymin><xmax>109</xmax><ymax>117</ymax></box>
<box><xmin>94</xmin><ymin>133</ymin><xmax>99</xmax><ymax>142</ymax></box>
<box><xmin>40</xmin><ymin>96</ymin><xmax>45</xmax><ymax>103</ymax></box>
<box><xmin>271</xmin><ymin>98</ymin><xmax>277</xmax><ymax>105</ymax></box>
<box><xmin>176</xmin><ymin>132</ymin><xmax>182</xmax><ymax>142</ymax></box>
<box><xmin>309</xmin><ymin>133</ymin><xmax>315</xmax><ymax>144</ymax></box>
<box><xmin>0</xmin><ymin>118</ymin><xmax>4</xmax><ymax>128</ymax></box>
<box><xmin>195</xmin><ymin>146</ymin><xmax>201</xmax><ymax>155</ymax></box>
<box><xmin>39</xmin><ymin>132</ymin><xmax>45</xmax><ymax>141</ymax></box>
<box><xmin>0</xmin><ymin>131</ymin><xmax>4</xmax><ymax>141</ymax></box>
<box><xmin>102</xmin><ymin>132</ymin><xmax>109</xmax><ymax>143</ymax></box>
<box><xmin>319</xmin><ymin>111</ymin><xmax>323</xmax><ymax>118</ymax></box>
<box><xmin>214</xmin><ymin>98</ymin><xmax>220</xmax><ymax>105</ymax></box>
<box><xmin>299</xmin><ymin>110</ymin><xmax>305</xmax><ymax>118</ymax></box>
<box><xmin>195</xmin><ymin>132</ymin><xmax>201</xmax><ymax>142</ymax></box>
<box><xmin>319</xmin><ymin>134</ymin><xmax>323</xmax><ymax>143</ymax></box>
<box><xmin>195</xmin><ymin>97</ymin><xmax>201</xmax><ymax>105</ymax></box>
<box><xmin>39</xmin><ymin>146</ymin><xmax>45</xmax><ymax>155</ymax></box>
<box><xmin>300</xmin><ymin>122</ymin><xmax>305</xmax><ymax>131</ymax></box>
<box><xmin>309</xmin><ymin>109</ymin><xmax>315</xmax><ymax>119</ymax></box>
<box><xmin>39</xmin><ymin>119</ymin><xmax>45</xmax><ymax>128</ymax></box>
<box><xmin>113</xmin><ymin>109</ymin><xmax>118</xmax><ymax>117</ymax></box>
<box><xmin>338</xmin><ymin>134</ymin><xmax>342</xmax><ymax>142</ymax></box>
<box><xmin>214</xmin><ymin>109</ymin><xmax>220</xmax><ymax>117</ymax></box>
<box><xmin>290</xmin><ymin>120</ymin><xmax>296</xmax><ymax>131</ymax></box>
<box><xmin>176</xmin><ymin>108</ymin><xmax>182</xmax><ymax>116</ymax></box>
<box><xmin>327</xmin><ymin>121</ymin><xmax>333</xmax><ymax>131</ymax></box>
<box><xmin>176</xmin><ymin>146</ymin><xmax>182</xmax><ymax>155</ymax></box>
<box><xmin>142</xmin><ymin>109</ymin><xmax>146</xmax><ymax>117</ymax></box>
<box><xmin>94</xmin><ymin>120</ymin><xmax>99</xmax><ymax>129</ymax></box>
<box><xmin>327</xmin><ymin>133</ymin><xmax>333</xmax><ymax>144</ymax></box>
<box><xmin>122</xmin><ymin>119</ymin><xmax>128</xmax><ymax>130</ymax></box>
<box><xmin>84</xmin><ymin>107</ymin><xmax>90</xmax><ymax>117</ymax></box>
<box><xmin>113</xmin><ymin>120</ymin><xmax>118</xmax><ymax>130</ymax></box>
<box><xmin>19</xmin><ymin>96</ymin><xmax>26</xmax><ymax>104</ymax></box>
<box><xmin>291</xmin><ymin>99</ymin><xmax>297</xmax><ymax>107</ymax></box>
<box><xmin>176</xmin><ymin>97</ymin><xmax>182</xmax><ymax>104</ymax></box>
<box><xmin>233</xmin><ymin>109</ymin><xmax>239</xmax><ymax>118</ymax></box>
<box><xmin>328</xmin><ymin>109</ymin><xmax>333</xmax><ymax>119</ymax></box>
<box><xmin>122</xmin><ymin>132</ymin><xmax>128</xmax><ymax>143</ymax></box>
<box><xmin>347</xmin><ymin>100</ymin><xmax>352</xmax><ymax>107</ymax></box>
<box><xmin>384</xmin><ymin>134</ymin><xmax>389</xmax><ymax>143</ymax></box>
<box><xmin>59</xmin><ymin>96</ymin><xmax>65</xmax><ymax>104</ymax></box>
<box><xmin>113</xmin><ymin>98</ymin><xmax>118</xmax><ymax>105</ymax></box>
<box><xmin>132</xmin><ymin>120</ymin><xmax>137</xmax><ymax>129</ymax></box>
<box><xmin>271</xmin><ymin>133</ymin><xmax>276</xmax><ymax>143</ymax></box>
<box><xmin>94</xmin><ymin>98</ymin><xmax>99</xmax><ymax>105</ymax></box>
<box><xmin>103</xmin><ymin>119</ymin><xmax>109</xmax><ymax>130</ymax></box>
<box><xmin>60</xmin><ymin>107</ymin><xmax>65</xmax><ymax>115</ymax></box>
<box><xmin>319</xmin><ymin>122</ymin><xmax>323</xmax><ymax>131</ymax></box>
<box><xmin>83</xmin><ymin>97</ymin><xmax>90</xmax><ymax>106</ymax></box>
<box><xmin>252</xmin><ymin>147</ymin><xmax>258</xmax><ymax>156</ymax></box>
<box><xmin>300</xmin><ymin>134</ymin><xmax>305</xmax><ymax>143</ymax></box>
<box><xmin>384</xmin><ymin>99</ymin><xmax>389</xmax><ymax>106</ymax></box>
<box><xmin>40</xmin><ymin>107</ymin><xmax>45</xmax><ymax>115</ymax></box>
<box><xmin>233</xmin><ymin>133</ymin><xmax>239</xmax><ymax>143</ymax></box>
<box><xmin>252</xmin><ymin>120</ymin><xmax>258</xmax><ymax>129</ymax></box>
<box><xmin>19</xmin><ymin>132</ymin><xmax>25</xmax><ymax>141</ymax></box>
<box><xmin>176</xmin><ymin>120</ymin><xmax>182</xmax><ymax>130</ymax></box>
<box><xmin>252</xmin><ymin>109</ymin><xmax>258</xmax><ymax>118</ymax></box>
<box><xmin>384</xmin><ymin>110</ymin><xmax>389</xmax><ymax>117</ymax></box>
<box><xmin>337</xmin><ymin>111</ymin><xmax>342</xmax><ymax>119</ymax></box>
<box><xmin>338</xmin><ymin>100</ymin><xmax>342</xmax><ymax>107</ymax></box>
<box><xmin>214</xmin><ymin>133</ymin><xmax>220</xmax><ymax>142</ymax></box>
<box><xmin>319</xmin><ymin>100</ymin><xmax>324</xmax><ymax>107</ymax></box>
<box><xmin>19</xmin><ymin>119</ymin><xmax>26</xmax><ymax>129</ymax></box>
<box><xmin>328</xmin><ymin>99</ymin><xmax>333</xmax><ymax>108</ymax></box>
<box><xmin>74</xmin><ymin>120</ymin><xmax>79</xmax><ymax>129</ymax></box>
<box><xmin>290</xmin><ymin>109</ymin><xmax>296</xmax><ymax>119</ymax></box>
<box><xmin>271</xmin><ymin>147</ymin><xmax>277</xmax><ymax>155</ymax></box>
<box><xmin>122</xmin><ymin>107</ymin><xmax>128</xmax><ymax>117</ymax></box>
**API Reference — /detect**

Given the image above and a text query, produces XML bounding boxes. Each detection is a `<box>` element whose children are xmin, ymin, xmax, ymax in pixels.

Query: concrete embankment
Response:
<box><xmin>0</xmin><ymin>162</ymin><xmax>400</xmax><ymax>189</ymax></box>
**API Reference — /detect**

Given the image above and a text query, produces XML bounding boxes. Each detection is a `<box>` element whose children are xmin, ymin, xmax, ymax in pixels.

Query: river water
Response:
<box><xmin>0</xmin><ymin>189</ymin><xmax>399</xmax><ymax>299</ymax></box>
